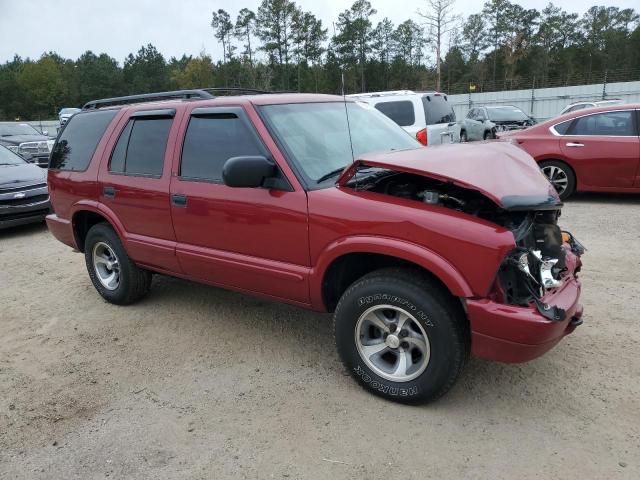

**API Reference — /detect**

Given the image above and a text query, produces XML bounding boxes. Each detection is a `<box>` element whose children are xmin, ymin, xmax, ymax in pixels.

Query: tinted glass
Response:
<box><xmin>374</xmin><ymin>101</ymin><xmax>415</xmax><ymax>126</ymax></box>
<box><xmin>260</xmin><ymin>102</ymin><xmax>418</xmax><ymax>184</ymax></box>
<box><xmin>108</xmin><ymin>120</ymin><xmax>134</xmax><ymax>173</ymax></box>
<box><xmin>570</xmin><ymin>111</ymin><xmax>635</xmax><ymax>136</ymax></box>
<box><xmin>422</xmin><ymin>95</ymin><xmax>455</xmax><ymax>125</ymax></box>
<box><xmin>108</xmin><ymin>118</ymin><xmax>170</xmax><ymax>176</ymax></box>
<box><xmin>466</xmin><ymin>109</ymin><xmax>476</xmax><ymax>120</ymax></box>
<box><xmin>553</xmin><ymin>120</ymin><xmax>573</xmax><ymax>135</ymax></box>
<box><xmin>180</xmin><ymin>115</ymin><xmax>263</xmax><ymax>181</ymax></box>
<box><xmin>50</xmin><ymin>110</ymin><xmax>117</xmax><ymax>170</ymax></box>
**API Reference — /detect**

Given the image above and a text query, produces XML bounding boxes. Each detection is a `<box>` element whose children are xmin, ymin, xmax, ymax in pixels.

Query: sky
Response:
<box><xmin>0</xmin><ymin>0</ymin><xmax>636</xmax><ymax>64</ymax></box>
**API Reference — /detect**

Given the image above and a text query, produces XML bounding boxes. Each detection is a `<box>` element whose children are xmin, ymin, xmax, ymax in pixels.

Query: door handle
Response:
<box><xmin>171</xmin><ymin>194</ymin><xmax>188</xmax><ymax>207</ymax></box>
<box><xmin>103</xmin><ymin>186</ymin><xmax>116</xmax><ymax>198</ymax></box>
<box><xmin>566</xmin><ymin>142</ymin><xmax>584</xmax><ymax>147</ymax></box>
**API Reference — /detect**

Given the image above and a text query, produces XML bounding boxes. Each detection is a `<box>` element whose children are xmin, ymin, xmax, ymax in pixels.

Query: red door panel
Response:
<box><xmin>170</xmin><ymin>183</ymin><xmax>310</xmax><ymax>303</ymax></box>
<box><xmin>168</xmin><ymin>104</ymin><xmax>311</xmax><ymax>304</ymax></box>
<box><xmin>97</xmin><ymin>110</ymin><xmax>183</xmax><ymax>272</ymax></box>
<box><xmin>560</xmin><ymin>136</ymin><xmax>639</xmax><ymax>188</ymax></box>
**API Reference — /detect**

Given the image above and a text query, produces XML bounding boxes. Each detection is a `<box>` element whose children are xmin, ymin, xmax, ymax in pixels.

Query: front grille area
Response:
<box><xmin>0</xmin><ymin>183</ymin><xmax>46</xmax><ymax>193</ymax></box>
<box><xmin>0</xmin><ymin>194</ymin><xmax>49</xmax><ymax>207</ymax></box>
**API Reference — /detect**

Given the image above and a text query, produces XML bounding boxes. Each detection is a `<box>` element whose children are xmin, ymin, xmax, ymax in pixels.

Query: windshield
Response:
<box><xmin>486</xmin><ymin>107</ymin><xmax>529</xmax><ymax>122</ymax></box>
<box><xmin>0</xmin><ymin>145</ymin><xmax>25</xmax><ymax>165</ymax></box>
<box><xmin>0</xmin><ymin>123</ymin><xmax>41</xmax><ymax>137</ymax></box>
<box><xmin>260</xmin><ymin>102</ymin><xmax>419</xmax><ymax>184</ymax></box>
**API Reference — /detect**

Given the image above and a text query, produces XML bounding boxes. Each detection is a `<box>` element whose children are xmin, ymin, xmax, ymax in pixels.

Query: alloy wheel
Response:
<box><xmin>92</xmin><ymin>241</ymin><xmax>121</xmax><ymax>290</ymax></box>
<box><xmin>354</xmin><ymin>305</ymin><xmax>430</xmax><ymax>382</ymax></box>
<box><xmin>542</xmin><ymin>165</ymin><xmax>569</xmax><ymax>196</ymax></box>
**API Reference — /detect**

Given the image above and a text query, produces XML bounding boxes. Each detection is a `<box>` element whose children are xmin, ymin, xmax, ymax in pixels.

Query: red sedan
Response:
<box><xmin>500</xmin><ymin>104</ymin><xmax>640</xmax><ymax>199</ymax></box>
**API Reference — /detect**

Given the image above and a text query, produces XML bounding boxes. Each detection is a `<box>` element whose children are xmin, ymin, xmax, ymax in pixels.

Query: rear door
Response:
<box><xmin>422</xmin><ymin>94</ymin><xmax>456</xmax><ymax>145</ymax></box>
<box><xmin>98</xmin><ymin>108</ymin><xmax>181</xmax><ymax>272</ymax></box>
<box><xmin>169</xmin><ymin>105</ymin><xmax>310</xmax><ymax>304</ymax></box>
<box><xmin>560</xmin><ymin>109</ymin><xmax>639</xmax><ymax>188</ymax></box>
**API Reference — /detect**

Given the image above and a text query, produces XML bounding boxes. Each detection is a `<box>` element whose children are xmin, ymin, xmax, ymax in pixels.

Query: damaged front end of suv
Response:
<box><xmin>336</xmin><ymin>141</ymin><xmax>585</xmax><ymax>362</ymax></box>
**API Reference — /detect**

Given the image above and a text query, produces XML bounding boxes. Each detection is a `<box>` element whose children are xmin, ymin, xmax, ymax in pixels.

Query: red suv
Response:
<box><xmin>500</xmin><ymin>104</ymin><xmax>640</xmax><ymax>199</ymax></box>
<box><xmin>47</xmin><ymin>89</ymin><xmax>585</xmax><ymax>403</ymax></box>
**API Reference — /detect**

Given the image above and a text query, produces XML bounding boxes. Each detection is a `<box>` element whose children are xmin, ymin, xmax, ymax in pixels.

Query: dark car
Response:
<box><xmin>0</xmin><ymin>122</ymin><xmax>55</xmax><ymax>168</ymax></box>
<box><xmin>0</xmin><ymin>144</ymin><xmax>50</xmax><ymax>229</ymax></box>
<box><xmin>46</xmin><ymin>89</ymin><xmax>584</xmax><ymax>404</ymax></box>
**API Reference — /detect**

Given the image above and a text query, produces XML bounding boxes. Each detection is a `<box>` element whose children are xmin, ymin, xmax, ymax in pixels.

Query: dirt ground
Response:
<box><xmin>1</xmin><ymin>192</ymin><xmax>639</xmax><ymax>480</ymax></box>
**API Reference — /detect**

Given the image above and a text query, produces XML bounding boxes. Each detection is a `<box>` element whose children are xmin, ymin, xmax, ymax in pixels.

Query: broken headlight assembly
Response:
<box><xmin>496</xmin><ymin>217</ymin><xmax>584</xmax><ymax>322</ymax></box>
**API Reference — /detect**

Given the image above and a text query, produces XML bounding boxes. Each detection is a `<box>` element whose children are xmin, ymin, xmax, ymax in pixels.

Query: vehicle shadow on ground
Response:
<box><xmin>0</xmin><ymin>222</ymin><xmax>47</xmax><ymax>241</ymax></box>
<box><xmin>140</xmin><ymin>274</ymin><xmax>555</xmax><ymax>409</ymax></box>
<box><xmin>568</xmin><ymin>191</ymin><xmax>640</xmax><ymax>205</ymax></box>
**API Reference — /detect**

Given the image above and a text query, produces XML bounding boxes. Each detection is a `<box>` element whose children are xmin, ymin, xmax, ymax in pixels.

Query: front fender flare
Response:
<box><xmin>309</xmin><ymin>236</ymin><xmax>474</xmax><ymax>309</ymax></box>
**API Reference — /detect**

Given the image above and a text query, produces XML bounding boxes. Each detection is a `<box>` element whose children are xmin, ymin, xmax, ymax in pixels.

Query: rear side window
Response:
<box><xmin>50</xmin><ymin>110</ymin><xmax>117</xmax><ymax>171</ymax></box>
<box><xmin>180</xmin><ymin>114</ymin><xmax>263</xmax><ymax>182</ymax></box>
<box><xmin>553</xmin><ymin>120</ymin><xmax>573</xmax><ymax>135</ymax></box>
<box><xmin>422</xmin><ymin>95</ymin><xmax>456</xmax><ymax>125</ymax></box>
<box><xmin>374</xmin><ymin>101</ymin><xmax>415</xmax><ymax>127</ymax></box>
<box><xmin>569</xmin><ymin>111</ymin><xmax>635</xmax><ymax>136</ymax></box>
<box><xmin>109</xmin><ymin>118</ymin><xmax>172</xmax><ymax>176</ymax></box>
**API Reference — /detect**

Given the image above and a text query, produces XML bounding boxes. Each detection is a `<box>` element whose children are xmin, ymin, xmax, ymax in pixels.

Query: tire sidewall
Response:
<box><xmin>84</xmin><ymin>224</ymin><xmax>136</xmax><ymax>304</ymax></box>
<box><xmin>334</xmin><ymin>276</ymin><xmax>462</xmax><ymax>403</ymax></box>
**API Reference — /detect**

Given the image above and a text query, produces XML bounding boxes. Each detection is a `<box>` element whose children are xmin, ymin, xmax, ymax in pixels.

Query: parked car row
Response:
<box><xmin>0</xmin><ymin>122</ymin><xmax>55</xmax><ymax>167</ymax></box>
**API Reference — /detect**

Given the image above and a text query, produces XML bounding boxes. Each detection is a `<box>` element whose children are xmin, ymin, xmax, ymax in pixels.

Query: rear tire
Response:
<box><xmin>539</xmin><ymin>160</ymin><xmax>576</xmax><ymax>200</ymax></box>
<box><xmin>333</xmin><ymin>268</ymin><xmax>469</xmax><ymax>404</ymax></box>
<box><xmin>84</xmin><ymin>223</ymin><xmax>152</xmax><ymax>305</ymax></box>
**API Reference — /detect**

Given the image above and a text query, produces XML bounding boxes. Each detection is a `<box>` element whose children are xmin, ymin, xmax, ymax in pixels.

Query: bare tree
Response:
<box><xmin>417</xmin><ymin>0</ymin><xmax>460</xmax><ymax>91</ymax></box>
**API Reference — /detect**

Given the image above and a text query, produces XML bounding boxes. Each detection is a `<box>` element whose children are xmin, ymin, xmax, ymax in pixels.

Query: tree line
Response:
<box><xmin>1</xmin><ymin>0</ymin><xmax>638</xmax><ymax>120</ymax></box>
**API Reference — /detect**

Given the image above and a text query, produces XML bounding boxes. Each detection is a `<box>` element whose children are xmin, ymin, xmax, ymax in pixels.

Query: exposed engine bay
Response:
<box><xmin>349</xmin><ymin>169</ymin><xmax>585</xmax><ymax>318</ymax></box>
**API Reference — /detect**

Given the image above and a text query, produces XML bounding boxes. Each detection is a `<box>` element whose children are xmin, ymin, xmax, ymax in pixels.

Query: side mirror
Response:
<box><xmin>222</xmin><ymin>155</ymin><xmax>277</xmax><ymax>189</ymax></box>
<box><xmin>42</xmin><ymin>130</ymin><xmax>49</xmax><ymax>136</ymax></box>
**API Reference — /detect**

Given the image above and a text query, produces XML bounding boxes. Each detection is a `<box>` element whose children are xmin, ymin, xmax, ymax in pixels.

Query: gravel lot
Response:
<box><xmin>1</xmin><ymin>193</ymin><xmax>639</xmax><ymax>479</ymax></box>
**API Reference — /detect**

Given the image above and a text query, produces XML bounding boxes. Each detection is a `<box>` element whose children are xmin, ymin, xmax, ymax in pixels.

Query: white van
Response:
<box><xmin>348</xmin><ymin>90</ymin><xmax>460</xmax><ymax>145</ymax></box>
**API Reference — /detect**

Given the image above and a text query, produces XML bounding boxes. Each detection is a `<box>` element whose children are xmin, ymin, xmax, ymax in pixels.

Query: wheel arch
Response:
<box><xmin>311</xmin><ymin>237</ymin><xmax>474</xmax><ymax>312</ymax></box>
<box><xmin>71</xmin><ymin>203</ymin><xmax>126</xmax><ymax>252</ymax></box>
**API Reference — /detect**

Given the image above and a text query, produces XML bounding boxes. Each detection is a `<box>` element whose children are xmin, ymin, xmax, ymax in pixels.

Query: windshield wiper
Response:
<box><xmin>316</xmin><ymin>166</ymin><xmax>347</xmax><ymax>184</ymax></box>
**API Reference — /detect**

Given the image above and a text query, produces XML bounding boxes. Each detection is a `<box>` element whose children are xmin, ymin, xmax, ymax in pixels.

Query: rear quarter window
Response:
<box><xmin>49</xmin><ymin>109</ymin><xmax>118</xmax><ymax>171</ymax></box>
<box><xmin>374</xmin><ymin>101</ymin><xmax>415</xmax><ymax>127</ymax></box>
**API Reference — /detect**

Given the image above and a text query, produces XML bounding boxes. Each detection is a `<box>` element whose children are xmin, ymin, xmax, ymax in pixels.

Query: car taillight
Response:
<box><xmin>416</xmin><ymin>128</ymin><xmax>427</xmax><ymax>146</ymax></box>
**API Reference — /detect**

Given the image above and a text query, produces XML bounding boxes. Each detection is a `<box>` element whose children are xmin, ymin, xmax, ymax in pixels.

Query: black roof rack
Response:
<box><xmin>82</xmin><ymin>89</ymin><xmax>214</xmax><ymax>110</ymax></box>
<box><xmin>201</xmin><ymin>87</ymin><xmax>272</xmax><ymax>95</ymax></box>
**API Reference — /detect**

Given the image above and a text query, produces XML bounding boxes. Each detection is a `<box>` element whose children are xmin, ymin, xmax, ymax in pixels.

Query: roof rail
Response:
<box><xmin>200</xmin><ymin>87</ymin><xmax>272</xmax><ymax>95</ymax></box>
<box><xmin>82</xmin><ymin>89</ymin><xmax>215</xmax><ymax>110</ymax></box>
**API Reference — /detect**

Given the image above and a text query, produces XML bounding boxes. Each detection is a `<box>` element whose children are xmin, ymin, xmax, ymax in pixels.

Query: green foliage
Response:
<box><xmin>1</xmin><ymin>0</ymin><xmax>639</xmax><ymax>120</ymax></box>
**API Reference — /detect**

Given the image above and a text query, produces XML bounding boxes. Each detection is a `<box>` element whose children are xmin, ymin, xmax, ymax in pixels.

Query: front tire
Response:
<box><xmin>539</xmin><ymin>160</ymin><xmax>576</xmax><ymax>200</ymax></box>
<box><xmin>84</xmin><ymin>223</ymin><xmax>152</xmax><ymax>305</ymax></box>
<box><xmin>333</xmin><ymin>268</ymin><xmax>469</xmax><ymax>404</ymax></box>
<box><xmin>460</xmin><ymin>130</ymin><xmax>468</xmax><ymax>142</ymax></box>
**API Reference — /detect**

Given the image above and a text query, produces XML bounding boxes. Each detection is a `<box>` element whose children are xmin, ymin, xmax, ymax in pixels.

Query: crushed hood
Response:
<box><xmin>337</xmin><ymin>142</ymin><xmax>560</xmax><ymax>210</ymax></box>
